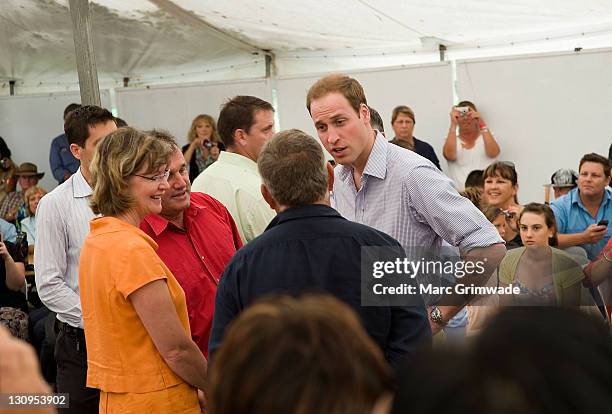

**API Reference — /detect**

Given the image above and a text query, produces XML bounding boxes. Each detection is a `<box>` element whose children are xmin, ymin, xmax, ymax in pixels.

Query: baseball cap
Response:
<box><xmin>549</xmin><ymin>169</ymin><xmax>578</xmax><ymax>188</ymax></box>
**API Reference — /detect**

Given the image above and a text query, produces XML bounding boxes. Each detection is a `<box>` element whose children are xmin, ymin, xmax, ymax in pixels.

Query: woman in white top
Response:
<box><xmin>443</xmin><ymin>101</ymin><xmax>500</xmax><ymax>189</ymax></box>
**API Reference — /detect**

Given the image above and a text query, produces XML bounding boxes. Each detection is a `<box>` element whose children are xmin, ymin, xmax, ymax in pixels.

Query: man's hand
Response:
<box><xmin>428</xmin><ymin>318</ymin><xmax>444</xmax><ymax>335</ymax></box>
<box><xmin>427</xmin><ymin>306</ymin><xmax>445</xmax><ymax>336</ymax></box>
<box><xmin>583</xmin><ymin>224</ymin><xmax>608</xmax><ymax>244</ymax></box>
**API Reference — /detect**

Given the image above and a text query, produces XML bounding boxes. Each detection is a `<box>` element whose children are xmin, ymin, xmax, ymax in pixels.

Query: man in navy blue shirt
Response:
<box><xmin>209</xmin><ymin>129</ymin><xmax>431</xmax><ymax>368</ymax></box>
<box><xmin>49</xmin><ymin>103</ymin><xmax>81</xmax><ymax>184</ymax></box>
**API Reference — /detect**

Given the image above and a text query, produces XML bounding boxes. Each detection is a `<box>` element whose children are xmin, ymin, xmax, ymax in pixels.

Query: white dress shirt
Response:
<box><xmin>35</xmin><ymin>168</ymin><xmax>95</xmax><ymax>328</ymax></box>
<box><xmin>191</xmin><ymin>151</ymin><xmax>275</xmax><ymax>244</ymax></box>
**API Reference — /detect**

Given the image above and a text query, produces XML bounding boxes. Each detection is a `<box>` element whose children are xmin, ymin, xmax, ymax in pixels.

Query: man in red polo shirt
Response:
<box><xmin>141</xmin><ymin>130</ymin><xmax>242</xmax><ymax>357</ymax></box>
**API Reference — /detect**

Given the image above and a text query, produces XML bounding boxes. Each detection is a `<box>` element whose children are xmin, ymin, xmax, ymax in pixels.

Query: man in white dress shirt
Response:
<box><xmin>191</xmin><ymin>95</ymin><xmax>276</xmax><ymax>243</ymax></box>
<box><xmin>35</xmin><ymin>105</ymin><xmax>116</xmax><ymax>413</ymax></box>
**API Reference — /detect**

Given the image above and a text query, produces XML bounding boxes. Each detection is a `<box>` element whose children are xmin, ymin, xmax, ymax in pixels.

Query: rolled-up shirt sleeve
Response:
<box><xmin>404</xmin><ymin>164</ymin><xmax>503</xmax><ymax>251</ymax></box>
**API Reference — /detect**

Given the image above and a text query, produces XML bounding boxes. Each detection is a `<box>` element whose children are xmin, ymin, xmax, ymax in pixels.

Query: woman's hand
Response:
<box><xmin>469</xmin><ymin>110</ymin><xmax>482</xmax><ymax>121</ymax></box>
<box><xmin>200</xmin><ymin>145</ymin><xmax>210</xmax><ymax>160</ymax></box>
<box><xmin>449</xmin><ymin>107</ymin><xmax>460</xmax><ymax>126</ymax></box>
<box><xmin>504</xmin><ymin>205</ymin><xmax>523</xmax><ymax>232</ymax></box>
<box><xmin>191</xmin><ymin>137</ymin><xmax>210</xmax><ymax>159</ymax></box>
<box><xmin>191</xmin><ymin>137</ymin><xmax>205</xmax><ymax>149</ymax></box>
<box><xmin>198</xmin><ymin>389</ymin><xmax>207</xmax><ymax>413</ymax></box>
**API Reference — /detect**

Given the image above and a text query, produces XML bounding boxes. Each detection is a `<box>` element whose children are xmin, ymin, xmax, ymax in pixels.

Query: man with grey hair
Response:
<box><xmin>209</xmin><ymin>129</ymin><xmax>430</xmax><ymax>368</ymax></box>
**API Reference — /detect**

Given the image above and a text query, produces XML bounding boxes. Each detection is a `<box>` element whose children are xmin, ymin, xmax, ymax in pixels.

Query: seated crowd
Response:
<box><xmin>0</xmin><ymin>74</ymin><xmax>610</xmax><ymax>414</ymax></box>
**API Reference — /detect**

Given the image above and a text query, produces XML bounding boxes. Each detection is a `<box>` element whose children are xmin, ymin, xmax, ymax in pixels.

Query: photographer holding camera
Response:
<box><xmin>443</xmin><ymin>101</ymin><xmax>501</xmax><ymax>189</ymax></box>
<box><xmin>182</xmin><ymin>114</ymin><xmax>225</xmax><ymax>183</ymax></box>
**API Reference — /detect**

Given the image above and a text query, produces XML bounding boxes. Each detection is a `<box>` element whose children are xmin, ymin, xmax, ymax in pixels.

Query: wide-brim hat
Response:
<box><xmin>15</xmin><ymin>162</ymin><xmax>44</xmax><ymax>179</ymax></box>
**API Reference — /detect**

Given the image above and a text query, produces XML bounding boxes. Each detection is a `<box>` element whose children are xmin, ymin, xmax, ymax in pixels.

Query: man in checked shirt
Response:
<box><xmin>307</xmin><ymin>74</ymin><xmax>506</xmax><ymax>335</ymax></box>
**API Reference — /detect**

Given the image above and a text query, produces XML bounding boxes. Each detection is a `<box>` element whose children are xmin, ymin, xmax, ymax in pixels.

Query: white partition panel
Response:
<box><xmin>0</xmin><ymin>91</ymin><xmax>111</xmax><ymax>191</ymax></box>
<box><xmin>457</xmin><ymin>49</ymin><xmax>612</xmax><ymax>204</ymax></box>
<box><xmin>116</xmin><ymin>79</ymin><xmax>272</xmax><ymax>147</ymax></box>
<box><xmin>276</xmin><ymin>63</ymin><xmax>454</xmax><ymax>167</ymax></box>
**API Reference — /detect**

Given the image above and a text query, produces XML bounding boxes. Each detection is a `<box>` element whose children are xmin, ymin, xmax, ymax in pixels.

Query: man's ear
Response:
<box><xmin>234</xmin><ymin>129</ymin><xmax>246</xmax><ymax>147</ymax></box>
<box><xmin>261</xmin><ymin>184</ymin><xmax>278</xmax><ymax>211</ymax></box>
<box><xmin>326</xmin><ymin>161</ymin><xmax>334</xmax><ymax>192</ymax></box>
<box><xmin>360</xmin><ymin>103</ymin><xmax>370</xmax><ymax>124</ymax></box>
<box><xmin>69</xmin><ymin>143</ymin><xmax>82</xmax><ymax>160</ymax></box>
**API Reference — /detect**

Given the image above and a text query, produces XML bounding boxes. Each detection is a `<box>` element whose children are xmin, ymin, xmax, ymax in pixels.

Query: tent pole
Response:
<box><xmin>265</xmin><ymin>54</ymin><xmax>273</xmax><ymax>78</ymax></box>
<box><xmin>439</xmin><ymin>44</ymin><xmax>447</xmax><ymax>62</ymax></box>
<box><xmin>9</xmin><ymin>80</ymin><xmax>15</xmax><ymax>96</ymax></box>
<box><xmin>68</xmin><ymin>0</ymin><xmax>101</xmax><ymax>106</ymax></box>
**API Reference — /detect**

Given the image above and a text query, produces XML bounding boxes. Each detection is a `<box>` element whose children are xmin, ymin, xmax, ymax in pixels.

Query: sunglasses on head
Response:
<box><xmin>497</xmin><ymin>161</ymin><xmax>516</xmax><ymax>169</ymax></box>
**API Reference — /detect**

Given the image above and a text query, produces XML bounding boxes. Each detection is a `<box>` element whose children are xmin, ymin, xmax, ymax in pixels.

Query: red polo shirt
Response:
<box><xmin>140</xmin><ymin>192</ymin><xmax>242</xmax><ymax>356</ymax></box>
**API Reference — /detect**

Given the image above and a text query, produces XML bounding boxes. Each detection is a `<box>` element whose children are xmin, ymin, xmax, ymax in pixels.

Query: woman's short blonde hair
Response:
<box><xmin>187</xmin><ymin>114</ymin><xmax>221</xmax><ymax>144</ymax></box>
<box><xmin>24</xmin><ymin>186</ymin><xmax>47</xmax><ymax>216</ymax></box>
<box><xmin>90</xmin><ymin>127</ymin><xmax>173</xmax><ymax>216</ymax></box>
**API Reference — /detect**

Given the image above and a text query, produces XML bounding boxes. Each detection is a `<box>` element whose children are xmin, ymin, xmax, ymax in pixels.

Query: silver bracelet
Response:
<box><xmin>603</xmin><ymin>250</ymin><xmax>612</xmax><ymax>264</ymax></box>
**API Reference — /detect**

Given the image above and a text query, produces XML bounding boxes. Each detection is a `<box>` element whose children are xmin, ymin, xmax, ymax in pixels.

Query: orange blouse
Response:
<box><xmin>79</xmin><ymin>216</ymin><xmax>192</xmax><ymax>393</ymax></box>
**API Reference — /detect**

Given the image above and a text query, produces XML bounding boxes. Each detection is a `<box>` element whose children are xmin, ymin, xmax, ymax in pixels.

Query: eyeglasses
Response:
<box><xmin>133</xmin><ymin>170</ymin><xmax>170</xmax><ymax>182</ymax></box>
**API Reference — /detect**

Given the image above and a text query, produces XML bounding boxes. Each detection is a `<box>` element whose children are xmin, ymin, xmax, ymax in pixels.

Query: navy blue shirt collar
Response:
<box><xmin>266</xmin><ymin>204</ymin><xmax>342</xmax><ymax>229</ymax></box>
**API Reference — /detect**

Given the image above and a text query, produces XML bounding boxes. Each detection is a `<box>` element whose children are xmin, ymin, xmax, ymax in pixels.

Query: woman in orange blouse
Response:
<box><xmin>79</xmin><ymin>127</ymin><xmax>206</xmax><ymax>413</ymax></box>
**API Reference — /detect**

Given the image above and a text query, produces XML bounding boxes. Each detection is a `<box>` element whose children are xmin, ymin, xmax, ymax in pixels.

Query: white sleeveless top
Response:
<box><xmin>447</xmin><ymin>135</ymin><xmax>496</xmax><ymax>190</ymax></box>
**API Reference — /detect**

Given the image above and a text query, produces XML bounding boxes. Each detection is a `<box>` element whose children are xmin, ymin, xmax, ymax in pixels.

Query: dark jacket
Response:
<box><xmin>209</xmin><ymin>204</ymin><xmax>431</xmax><ymax>368</ymax></box>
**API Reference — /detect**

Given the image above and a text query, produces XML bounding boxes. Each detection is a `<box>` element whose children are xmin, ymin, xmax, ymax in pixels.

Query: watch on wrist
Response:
<box><xmin>430</xmin><ymin>306</ymin><xmax>447</xmax><ymax>326</ymax></box>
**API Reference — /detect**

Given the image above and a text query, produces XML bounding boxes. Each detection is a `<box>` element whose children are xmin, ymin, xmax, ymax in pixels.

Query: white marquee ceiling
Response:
<box><xmin>2</xmin><ymin>0</ymin><xmax>612</xmax><ymax>92</ymax></box>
